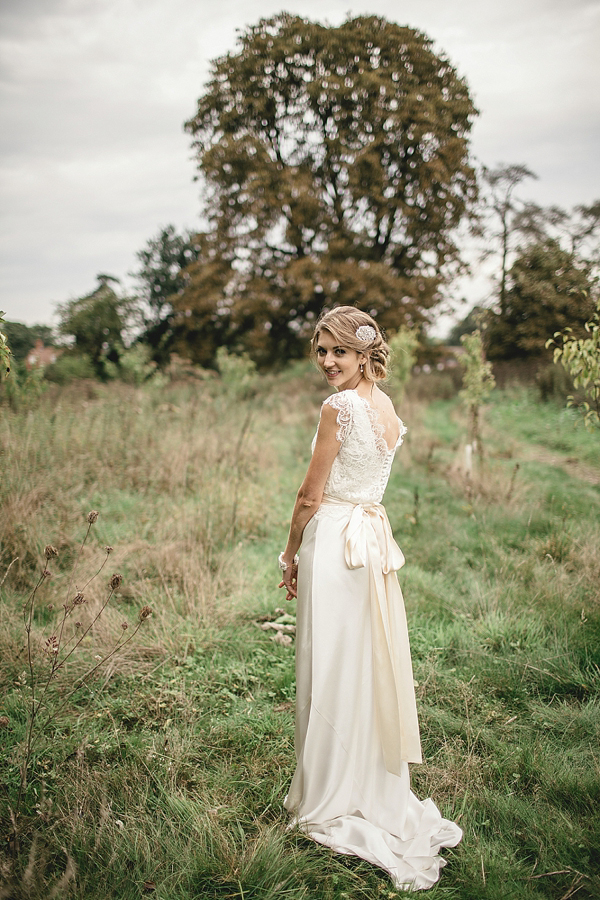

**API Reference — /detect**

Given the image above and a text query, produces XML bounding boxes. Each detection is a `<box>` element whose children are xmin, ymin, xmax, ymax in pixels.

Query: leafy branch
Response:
<box><xmin>547</xmin><ymin>294</ymin><xmax>600</xmax><ymax>430</ymax></box>
<box><xmin>1</xmin><ymin>310</ymin><xmax>12</xmax><ymax>378</ymax></box>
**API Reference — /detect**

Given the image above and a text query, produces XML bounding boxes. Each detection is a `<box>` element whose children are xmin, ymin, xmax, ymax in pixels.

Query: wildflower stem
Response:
<box><xmin>0</xmin><ymin>556</ymin><xmax>19</xmax><ymax>588</ymax></box>
<box><xmin>79</xmin><ymin>550</ymin><xmax>111</xmax><ymax>593</ymax></box>
<box><xmin>49</xmin><ymin>548</ymin><xmax>112</xmax><ymax>678</ymax></box>
<box><xmin>32</xmin><ymin>586</ymin><xmax>118</xmax><ymax>731</ymax></box>
<box><xmin>64</xmin><ymin>522</ymin><xmax>92</xmax><ymax>610</ymax></box>
<box><xmin>34</xmin><ymin>620</ymin><xmax>145</xmax><ymax>739</ymax></box>
<box><xmin>54</xmin><ymin>522</ymin><xmax>94</xmax><ymax>666</ymax></box>
<box><xmin>56</xmin><ymin>588</ymin><xmax>116</xmax><ymax>671</ymax></box>
<box><xmin>51</xmin><ymin>607</ymin><xmax>70</xmax><ymax>676</ymax></box>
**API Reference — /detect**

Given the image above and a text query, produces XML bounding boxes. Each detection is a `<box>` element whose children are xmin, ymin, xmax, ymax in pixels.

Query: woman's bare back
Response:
<box><xmin>358</xmin><ymin>385</ymin><xmax>401</xmax><ymax>451</ymax></box>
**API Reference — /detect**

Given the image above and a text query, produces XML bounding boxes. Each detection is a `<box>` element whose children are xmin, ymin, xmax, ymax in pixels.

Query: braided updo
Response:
<box><xmin>310</xmin><ymin>306</ymin><xmax>390</xmax><ymax>383</ymax></box>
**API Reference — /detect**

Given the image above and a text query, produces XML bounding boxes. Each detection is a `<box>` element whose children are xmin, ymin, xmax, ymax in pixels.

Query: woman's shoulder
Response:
<box><xmin>322</xmin><ymin>389</ymin><xmax>357</xmax><ymax>410</ymax></box>
<box><xmin>373</xmin><ymin>386</ymin><xmax>399</xmax><ymax>415</ymax></box>
<box><xmin>320</xmin><ymin>391</ymin><xmax>355</xmax><ymax>442</ymax></box>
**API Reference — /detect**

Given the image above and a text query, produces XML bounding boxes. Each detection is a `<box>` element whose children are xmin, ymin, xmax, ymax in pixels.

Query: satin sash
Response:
<box><xmin>319</xmin><ymin>494</ymin><xmax>421</xmax><ymax>773</ymax></box>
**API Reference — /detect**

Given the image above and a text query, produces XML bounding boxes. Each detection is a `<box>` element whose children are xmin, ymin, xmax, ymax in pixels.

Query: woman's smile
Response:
<box><xmin>316</xmin><ymin>329</ymin><xmax>365</xmax><ymax>391</ymax></box>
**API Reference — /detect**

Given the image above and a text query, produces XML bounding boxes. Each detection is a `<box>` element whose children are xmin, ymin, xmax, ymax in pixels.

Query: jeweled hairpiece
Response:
<box><xmin>355</xmin><ymin>324</ymin><xmax>377</xmax><ymax>342</ymax></box>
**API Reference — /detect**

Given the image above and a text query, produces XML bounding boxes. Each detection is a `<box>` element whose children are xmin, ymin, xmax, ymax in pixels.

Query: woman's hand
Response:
<box><xmin>278</xmin><ymin>562</ymin><xmax>298</xmax><ymax>601</ymax></box>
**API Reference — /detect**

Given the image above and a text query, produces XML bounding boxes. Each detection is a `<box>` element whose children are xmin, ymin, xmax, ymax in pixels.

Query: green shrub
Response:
<box><xmin>44</xmin><ymin>351</ymin><xmax>96</xmax><ymax>384</ymax></box>
<box><xmin>216</xmin><ymin>346</ymin><xmax>258</xmax><ymax>402</ymax></box>
<box><xmin>0</xmin><ymin>361</ymin><xmax>46</xmax><ymax>410</ymax></box>
<box><xmin>119</xmin><ymin>343</ymin><xmax>158</xmax><ymax>386</ymax></box>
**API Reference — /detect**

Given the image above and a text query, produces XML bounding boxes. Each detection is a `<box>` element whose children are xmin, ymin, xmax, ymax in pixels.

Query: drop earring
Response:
<box><xmin>360</xmin><ymin>364</ymin><xmax>364</xmax><ymax>374</ymax></box>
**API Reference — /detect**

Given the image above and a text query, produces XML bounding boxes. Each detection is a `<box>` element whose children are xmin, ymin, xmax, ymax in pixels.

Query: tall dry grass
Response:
<box><xmin>0</xmin><ymin>377</ymin><xmax>275</xmax><ymax>596</ymax></box>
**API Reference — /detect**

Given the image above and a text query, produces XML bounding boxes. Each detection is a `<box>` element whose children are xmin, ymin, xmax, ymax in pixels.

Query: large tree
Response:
<box><xmin>179</xmin><ymin>13</ymin><xmax>477</xmax><ymax>366</ymax></box>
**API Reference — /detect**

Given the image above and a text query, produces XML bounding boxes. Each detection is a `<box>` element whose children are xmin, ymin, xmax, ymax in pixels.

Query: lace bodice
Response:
<box><xmin>313</xmin><ymin>390</ymin><xmax>407</xmax><ymax>506</ymax></box>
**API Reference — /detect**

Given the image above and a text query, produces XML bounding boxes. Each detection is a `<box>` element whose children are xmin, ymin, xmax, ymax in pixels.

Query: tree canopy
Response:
<box><xmin>178</xmin><ymin>13</ymin><xmax>478</xmax><ymax>366</ymax></box>
<box><xmin>132</xmin><ymin>226</ymin><xmax>202</xmax><ymax>364</ymax></box>
<box><xmin>486</xmin><ymin>239</ymin><xmax>597</xmax><ymax>360</ymax></box>
<box><xmin>451</xmin><ymin>164</ymin><xmax>600</xmax><ymax>360</ymax></box>
<box><xmin>57</xmin><ymin>275</ymin><xmax>133</xmax><ymax>377</ymax></box>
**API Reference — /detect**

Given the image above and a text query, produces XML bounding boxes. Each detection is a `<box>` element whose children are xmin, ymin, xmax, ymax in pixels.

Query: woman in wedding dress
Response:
<box><xmin>278</xmin><ymin>307</ymin><xmax>462</xmax><ymax>891</ymax></box>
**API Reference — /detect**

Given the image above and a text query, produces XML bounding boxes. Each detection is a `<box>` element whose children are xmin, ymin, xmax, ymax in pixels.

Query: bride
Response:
<box><xmin>278</xmin><ymin>306</ymin><xmax>462</xmax><ymax>891</ymax></box>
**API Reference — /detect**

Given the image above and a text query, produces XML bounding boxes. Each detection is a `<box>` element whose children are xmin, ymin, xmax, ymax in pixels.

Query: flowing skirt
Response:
<box><xmin>284</xmin><ymin>499</ymin><xmax>462</xmax><ymax>891</ymax></box>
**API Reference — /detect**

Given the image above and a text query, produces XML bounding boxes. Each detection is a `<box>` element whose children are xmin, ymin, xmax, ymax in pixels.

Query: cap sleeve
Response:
<box><xmin>322</xmin><ymin>392</ymin><xmax>353</xmax><ymax>443</ymax></box>
<box><xmin>397</xmin><ymin>417</ymin><xmax>408</xmax><ymax>447</ymax></box>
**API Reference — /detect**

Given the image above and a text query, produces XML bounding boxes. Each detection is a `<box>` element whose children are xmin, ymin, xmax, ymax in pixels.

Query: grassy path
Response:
<box><xmin>1</xmin><ymin>379</ymin><xmax>599</xmax><ymax>899</ymax></box>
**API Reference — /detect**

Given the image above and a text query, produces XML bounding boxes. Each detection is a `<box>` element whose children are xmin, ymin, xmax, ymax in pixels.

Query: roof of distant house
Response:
<box><xmin>25</xmin><ymin>339</ymin><xmax>61</xmax><ymax>369</ymax></box>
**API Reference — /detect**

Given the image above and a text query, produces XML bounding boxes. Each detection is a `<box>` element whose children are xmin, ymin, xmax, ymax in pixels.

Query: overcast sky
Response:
<box><xmin>1</xmin><ymin>0</ymin><xmax>599</xmax><ymax>330</ymax></box>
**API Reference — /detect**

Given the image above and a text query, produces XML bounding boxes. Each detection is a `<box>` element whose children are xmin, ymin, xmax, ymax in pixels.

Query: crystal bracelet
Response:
<box><xmin>278</xmin><ymin>552</ymin><xmax>299</xmax><ymax>572</ymax></box>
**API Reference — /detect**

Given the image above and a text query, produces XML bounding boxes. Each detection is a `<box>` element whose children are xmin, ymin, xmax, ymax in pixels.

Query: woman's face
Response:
<box><xmin>315</xmin><ymin>329</ymin><xmax>366</xmax><ymax>391</ymax></box>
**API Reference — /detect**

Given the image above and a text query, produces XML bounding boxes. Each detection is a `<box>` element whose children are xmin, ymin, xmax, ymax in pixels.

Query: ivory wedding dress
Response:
<box><xmin>284</xmin><ymin>389</ymin><xmax>462</xmax><ymax>891</ymax></box>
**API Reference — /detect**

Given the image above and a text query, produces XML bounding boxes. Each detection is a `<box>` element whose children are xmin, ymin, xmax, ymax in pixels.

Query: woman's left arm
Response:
<box><xmin>279</xmin><ymin>402</ymin><xmax>341</xmax><ymax>599</ymax></box>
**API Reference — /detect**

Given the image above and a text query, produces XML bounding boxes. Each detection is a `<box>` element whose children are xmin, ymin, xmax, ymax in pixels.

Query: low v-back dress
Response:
<box><xmin>284</xmin><ymin>389</ymin><xmax>462</xmax><ymax>891</ymax></box>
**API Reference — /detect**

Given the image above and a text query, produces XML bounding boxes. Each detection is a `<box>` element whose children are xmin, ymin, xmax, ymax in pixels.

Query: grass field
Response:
<box><xmin>1</xmin><ymin>370</ymin><xmax>599</xmax><ymax>899</ymax></box>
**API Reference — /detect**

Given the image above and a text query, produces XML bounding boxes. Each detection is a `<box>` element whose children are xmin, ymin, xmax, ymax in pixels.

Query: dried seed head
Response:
<box><xmin>44</xmin><ymin>545</ymin><xmax>58</xmax><ymax>560</ymax></box>
<box><xmin>75</xmin><ymin>621</ymin><xmax>82</xmax><ymax>628</ymax></box>
<box><xmin>44</xmin><ymin>636</ymin><xmax>59</xmax><ymax>654</ymax></box>
<box><xmin>73</xmin><ymin>592</ymin><xmax>85</xmax><ymax>605</ymax></box>
<box><xmin>121</xmin><ymin>621</ymin><xmax>128</xmax><ymax>630</ymax></box>
<box><xmin>42</xmin><ymin>569</ymin><xmax>52</xmax><ymax>579</ymax></box>
<box><xmin>109</xmin><ymin>573</ymin><xmax>123</xmax><ymax>591</ymax></box>
<box><xmin>0</xmin><ymin>716</ymin><xmax>9</xmax><ymax>727</ymax></box>
<box><xmin>87</xmin><ymin>510</ymin><xmax>99</xmax><ymax>524</ymax></box>
<box><xmin>46</xmin><ymin>604</ymin><xmax>54</xmax><ymax>612</ymax></box>
<box><xmin>139</xmin><ymin>605</ymin><xmax>153</xmax><ymax>621</ymax></box>
<box><xmin>104</xmin><ymin>545</ymin><xmax>113</xmax><ymax>554</ymax></box>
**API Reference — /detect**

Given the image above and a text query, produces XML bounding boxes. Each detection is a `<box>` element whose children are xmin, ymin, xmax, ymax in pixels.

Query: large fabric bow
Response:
<box><xmin>343</xmin><ymin>503</ymin><xmax>405</xmax><ymax>573</ymax></box>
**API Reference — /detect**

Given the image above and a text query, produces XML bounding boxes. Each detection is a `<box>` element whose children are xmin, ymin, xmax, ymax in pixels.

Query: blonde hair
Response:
<box><xmin>310</xmin><ymin>306</ymin><xmax>390</xmax><ymax>382</ymax></box>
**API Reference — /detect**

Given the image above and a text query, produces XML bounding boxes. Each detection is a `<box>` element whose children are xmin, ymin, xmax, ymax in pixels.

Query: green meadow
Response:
<box><xmin>1</xmin><ymin>370</ymin><xmax>599</xmax><ymax>899</ymax></box>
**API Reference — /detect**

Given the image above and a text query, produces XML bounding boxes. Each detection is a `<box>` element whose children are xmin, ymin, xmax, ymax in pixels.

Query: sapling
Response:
<box><xmin>547</xmin><ymin>295</ymin><xmax>600</xmax><ymax>430</ymax></box>
<box><xmin>459</xmin><ymin>330</ymin><xmax>496</xmax><ymax>477</ymax></box>
<box><xmin>388</xmin><ymin>327</ymin><xmax>419</xmax><ymax>404</ymax></box>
